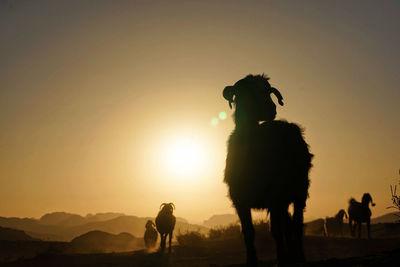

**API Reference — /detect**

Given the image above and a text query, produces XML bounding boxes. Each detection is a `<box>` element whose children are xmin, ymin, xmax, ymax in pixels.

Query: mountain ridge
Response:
<box><xmin>0</xmin><ymin>212</ymin><xmax>207</xmax><ymax>242</ymax></box>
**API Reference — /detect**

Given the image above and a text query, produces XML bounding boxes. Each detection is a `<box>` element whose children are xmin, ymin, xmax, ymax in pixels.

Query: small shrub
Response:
<box><xmin>208</xmin><ymin>220</ymin><xmax>270</xmax><ymax>241</ymax></box>
<box><xmin>388</xmin><ymin>170</ymin><xmax>400</xmax><ymax>220</ymax></box>
<box><xmin>253</xmin><ymin>220</ymin><xmax>270</xmax><ymax>236</ymax></box>
<box><xmin>208</xmin><ymin>223</ymin><xmax>242</xmax><ymax>241</ymax></box>
<box><xmin>176</xmin><ymin>220</ymin><xmax>271</xmax><ymax>249</ymax></box>
<box><xmin>176</xmin><ymin>231</ymin><xmax>206</xmax><ymax>247</ymax></box>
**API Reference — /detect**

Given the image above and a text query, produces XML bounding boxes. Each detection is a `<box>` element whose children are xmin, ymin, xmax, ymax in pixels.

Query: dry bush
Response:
<box><xmin>388</xmin><ymin>170</ymin><xmax>400</xmax><ymax>219</ymax></box>
<box><xmin>388</xmin><ymin>183</ymin><xmax>400</xmax><ymax>219</ymax></box>
<box><xmin>253</xmin><ymin>220</ymin><xmax>270</xmax><ymax>234</ymax></box>
<box><xmin>176</xmin><ymin>231</ymin><xmax>206</xmax><ymax>247</ymax></box>
<box><xmin>176</xmin><ymin>220</ymin><xmax>271</xmax><ymax>248</ymax></box>
<box><xmin>208</xmin><ymin>223</ymin><xmax>242</xmax><ymax>241</ymax></box>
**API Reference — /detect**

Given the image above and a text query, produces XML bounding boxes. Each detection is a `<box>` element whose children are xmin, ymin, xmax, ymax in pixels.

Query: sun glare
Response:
<box><xmin>163</xmin><ymin>137</ymin><xmax>207</xmax><ymax>177</ymax></box>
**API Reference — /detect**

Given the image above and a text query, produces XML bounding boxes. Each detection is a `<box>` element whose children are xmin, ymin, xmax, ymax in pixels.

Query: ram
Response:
<box><xmin>223</xmin><ymin>74</ymin><xmax>313</xmax><ymax>266</ymax></box>
<box><xmin>155</xmin><ymin>202</ymin><xmax>176</xmax><ymax>252</ymax></box>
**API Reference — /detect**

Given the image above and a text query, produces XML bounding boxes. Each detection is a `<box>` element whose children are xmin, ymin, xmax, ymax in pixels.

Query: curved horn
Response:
<box><xmin>370</xmin><ymin>197</ymin><xmax>376</xmax><ymax>207</ymax></box>
<box><xmin>160</xmin><ymin>203</ymin><xmax>167</xmax><ymax>209</ymax></box>
<box><xmin>169</xmin><ymin>202</ymin><xmax>175</xmax><ymax>210</ymax></box>
<box><xmin>270</xmin><ymin>87</ymin><xmax>284</xmax><ymax>106</ymax></box>
<box><xmin>223</xmin><ymin>85</ymin><xmax>236</xmax><ymax>109</ymax></box>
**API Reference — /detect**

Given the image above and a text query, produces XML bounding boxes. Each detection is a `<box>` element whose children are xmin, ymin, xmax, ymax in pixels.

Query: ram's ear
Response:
<box><xmin>270</xmin><ymin>87</ymin><xmax>284</xmax><ymax>106</ymax></box>
<box><xmin>223</xmin><ymin>86</ymin><xmax>236</xmax><ymax>109</ymax></box>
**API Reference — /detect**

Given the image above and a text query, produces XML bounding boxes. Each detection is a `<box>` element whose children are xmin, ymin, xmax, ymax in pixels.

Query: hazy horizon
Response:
<box><xmin>1</xmin><ymin>0</ymin><xmax>399</xmax><ymax>223</ymax></box>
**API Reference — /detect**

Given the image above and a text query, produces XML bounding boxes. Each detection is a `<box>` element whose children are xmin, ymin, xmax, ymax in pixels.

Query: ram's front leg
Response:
<box><xmin>236</xmin><ymin>206</ymin><xmax>257</xmax><ymax>266</ymax></box>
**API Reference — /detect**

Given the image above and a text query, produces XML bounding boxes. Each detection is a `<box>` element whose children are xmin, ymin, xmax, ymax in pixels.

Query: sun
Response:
<box><xmin>163</xmin><ymin>136</ymin><xmax>207</xmax><ymax>177</ymax></box>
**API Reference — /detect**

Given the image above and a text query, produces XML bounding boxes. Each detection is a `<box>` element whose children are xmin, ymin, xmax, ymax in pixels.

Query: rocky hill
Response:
<box><xmin>0</xmin><ymin>227</ymin><xmax>34</xmax><ymax>241</ymax></box>
<box><xmin>65</xmin><ymin>231</ymin><xmax>142</xmax><ymax>253</ymax></box>
<box><xmin>203</xmin><ymin>214</ymin><xmax>239</xmax><ymax>228</ymax></box>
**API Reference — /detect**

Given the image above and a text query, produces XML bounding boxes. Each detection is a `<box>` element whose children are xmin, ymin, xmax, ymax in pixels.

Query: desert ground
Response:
<box><xmin>2</xmin><ymin>224</ymin><xmax>400</xmax><ymax>267</ymax></box>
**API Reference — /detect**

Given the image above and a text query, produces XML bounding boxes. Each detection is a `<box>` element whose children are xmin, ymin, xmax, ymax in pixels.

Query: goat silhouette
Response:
<box><xmin>223</xmin><ymin>74</ymin><xmax>313</xmax><ymax>266</ymax></box>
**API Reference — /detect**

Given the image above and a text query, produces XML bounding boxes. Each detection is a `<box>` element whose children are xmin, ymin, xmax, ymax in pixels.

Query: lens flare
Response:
<box><xmin>219</xmin><ymin>112</ymin><xmax>227</xmax><ymax>120</ymax></box>
<box><xmin>211</xmin><ymin>117</ymin><xmax>219</xmax><ymax>126</ymax></box>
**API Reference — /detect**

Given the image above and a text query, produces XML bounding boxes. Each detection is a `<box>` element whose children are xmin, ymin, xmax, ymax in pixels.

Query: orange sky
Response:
<box><xmin>0</xmin><ymin>0</ymin><xmax>399</xmax><ymax>223</ymax></box>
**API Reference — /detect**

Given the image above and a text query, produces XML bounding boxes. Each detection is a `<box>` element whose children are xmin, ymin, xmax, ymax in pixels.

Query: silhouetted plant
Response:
<box><xmin>387</xmin><ymin>170</ymin><xmax>400</xmax><ymax>219</ymax></box>
<box><xmin>176</xmin><ymin>231</ymin><xmax>206</xmax><ymax>247</ymax></box>
<box><xmin>388</xmin><ymin>185</ymin><xmax>400</xmax><ymax>213</ymax></box>
<box><xmin>208</xmin><ymin>224</ymin><xmax>242</xmax><ymax>241</ymax></box>
<box><xmin>253</xmin><ymin>220</ymin><xmax>271</xmax><ymax>236</ymax></box>
<box><xmin>177</xmin><ymin>220</ymin><xmax>270</xmax><ymax>246</ymax></box>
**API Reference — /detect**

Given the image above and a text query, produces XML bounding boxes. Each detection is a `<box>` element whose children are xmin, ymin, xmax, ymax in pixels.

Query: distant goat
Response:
<box><xmin>144</xmin><ymin>220</ymin><xmax>158</xmax><ymax>250</ymax></box>
<box><xmin>304</xmin><ymin>219</ymin><xmax>326</xmax><ymax>237</ymax></box>
<box><xmin>324</xmin><ymin>209</ymin><xmax>347</xmax><ymax>237</ymax></box>
<box><xmin>155</xmin><ymin>202</ymin><xmax>176</xmax><ymax>251</ymax></box>
<box><xmin>348</xmin><ymin>193</ymin><xmax>375</xmax><ymax>239</ymax></box>
<box><xmin>223</xmin><ymin>74</ymin><xmax>313</xmax><ymax>266</ymax></box>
